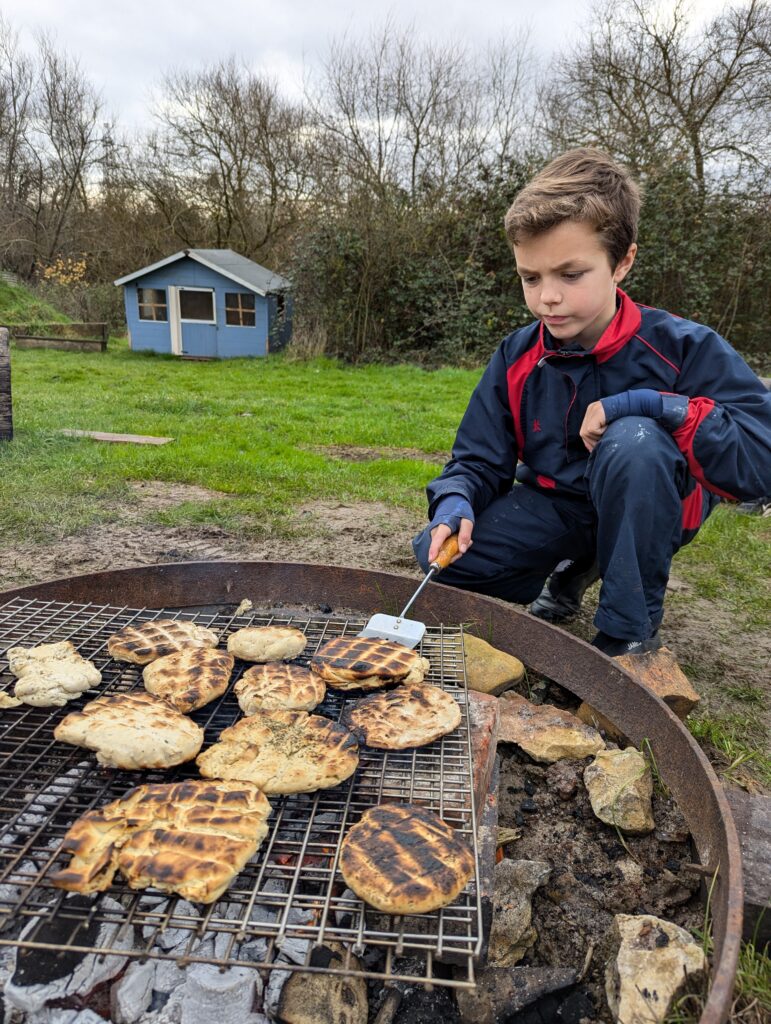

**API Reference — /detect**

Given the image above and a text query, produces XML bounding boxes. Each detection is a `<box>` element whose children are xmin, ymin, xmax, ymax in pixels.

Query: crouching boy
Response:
<box><xmin>413</xmin><ymin>148</ymin><xmax>771</xmax><ymax>656</ymax></box>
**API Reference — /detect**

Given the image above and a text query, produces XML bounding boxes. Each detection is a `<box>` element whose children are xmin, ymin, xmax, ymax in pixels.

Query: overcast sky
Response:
<box><xmin>1</xmin><ymin>0</ymin><xmax>728</xmax><ymax>132</ymax></box>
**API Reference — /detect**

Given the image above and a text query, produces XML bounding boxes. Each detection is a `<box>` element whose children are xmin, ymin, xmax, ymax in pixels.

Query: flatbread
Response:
<box><xmin>107</xmin><ymin>619</ymin><xmax>219</xmax><ymax>665</ymax></box>
<box><xmin>196</xmin><ymin>710</ymin><xmax>359</xmax><ymax>794</ymax></box>
<box><xmin>8</xmin><ymin>640</ymin><xmax>102</xmax><ymax>708</ymax></box>
<box><xmin>227</xmin><ymin>625</ymin><xmax>307</xmax><ymax>663</ymax></box>
<box><xmin>340</xmin><ymin>803</ymin><xmax>474</xmax><ymax>914</ymax></box>
<box><xmin>143</xmin><ymin>647</ymin><xmax>234</xmax><ymax>712</ymax></box>
<box><xmin>341</xmin><ymin>683</ymin><xmax>461</xmax><ymax>749</ymax></box>
<box><xmin>54</xmin><ymin>691</ymin><xmax>204</xmax><ymax>769</ymax></box>
<box><xmin>50</xmin><ymin>779</ymin><xmax>272</xmax><ymax>904</ymax></box>
<box><xmin>235</xmin><ymin>663</ymin><xmax>326</xmax><ymax>714</ymax></box>
<box><xmin>311</xmin><ymin>637</ymin><xmax>430</xmax><ymax>691</ymax></box>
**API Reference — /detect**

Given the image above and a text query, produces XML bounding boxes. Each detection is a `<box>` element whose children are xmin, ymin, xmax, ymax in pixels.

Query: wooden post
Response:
<box><xmin>0</xmin><ymin>326</ymin><xmax>11</xmax><ymax>441</ymax></box>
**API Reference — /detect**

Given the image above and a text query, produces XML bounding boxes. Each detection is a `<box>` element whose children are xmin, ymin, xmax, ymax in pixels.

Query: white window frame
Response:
<box><xmin>178</xmin><ymin>287</ymin><xmax>216</xmax><ymax>325</ymax></box>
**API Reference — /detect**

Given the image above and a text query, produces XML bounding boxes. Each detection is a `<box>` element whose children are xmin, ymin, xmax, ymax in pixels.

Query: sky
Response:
<box><xmin>0</xmin><ymin>0</ymin><xmax>730</xmax><ymax>132</ymax></box>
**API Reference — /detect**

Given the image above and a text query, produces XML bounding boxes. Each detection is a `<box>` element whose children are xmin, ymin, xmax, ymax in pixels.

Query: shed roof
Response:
<box><xmin>114</xmin><ymin>249</ymin><xmax>291</xmax><ymax>295</ymax></box>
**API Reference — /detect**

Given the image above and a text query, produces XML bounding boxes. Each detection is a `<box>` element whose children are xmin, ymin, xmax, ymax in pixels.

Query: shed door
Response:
<box><xmin>179</xmin><ymin>287</ymin><xmax>217</xmax><ymax>357</ymax></box>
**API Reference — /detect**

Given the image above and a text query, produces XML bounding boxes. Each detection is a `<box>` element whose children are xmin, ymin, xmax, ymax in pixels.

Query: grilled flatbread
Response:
<box><xmin>227</xmin><ymin>625</ymin><xmax>307</xmax><ymax>663</ymax></box>
<box><xmin>311</xmin><ymin>637</ymin><xmax>430</xmax><ymax>691</ymax></box>
<box><xmin>51</xmin><ymin>779</ymin><xmax>271</xmax><ymax>904</ymax></box>
<box><xmin>107</xmin><ymin>619</ymin><xmax>219</xmax><ymax>665</ymax></box>
<box><xmin>196</xmin><ymin>710</ymin><xmax>359</xmax><ymax>794</ymax></box>
<box><xmin>340</xmin><ymin>803</ymin><xmax>474</xmax><ymax>914</ymax></box>
<box><xmin>235</xmin><ymin>663</ymin><xmax>326</xmax><ymax>714</ymax></box>
<box><xmin>341</xmin><ymin>683</ymin><xmax>461</xmax><ymax>749</ymax></box>
<box><xmin>8</xmin><ymin>640</ymin><xmax>102</xmax><ymax>708</ymax></box>
<box><xmin>143</xmin><ymin>647</ymin><xmax>234</xmax><ymax>712</ymax></box>
<box><xmin>54</xmin><ymin>691</ymin><xmax>204</xmax><ymax>769</ymax></box>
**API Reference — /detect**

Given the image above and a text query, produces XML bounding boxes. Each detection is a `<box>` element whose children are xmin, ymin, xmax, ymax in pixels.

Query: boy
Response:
<box><xmin>413</xmin><ymin>148</ymin><xmax>771</xmax><ymax>656</ymax></box>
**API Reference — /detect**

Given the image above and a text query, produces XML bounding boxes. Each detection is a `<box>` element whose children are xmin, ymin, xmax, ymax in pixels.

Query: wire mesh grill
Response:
<box><xmin>0</xmin><ymin>597</ymin><xmax>483</xmax><ymax>989</ymax></box>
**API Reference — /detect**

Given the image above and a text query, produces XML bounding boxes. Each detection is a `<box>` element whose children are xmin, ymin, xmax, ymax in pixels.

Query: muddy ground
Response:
<box><xmin>0</xmin><ymin>482</ymin><xmax>765</xmax><ymax>1021</ymax></box>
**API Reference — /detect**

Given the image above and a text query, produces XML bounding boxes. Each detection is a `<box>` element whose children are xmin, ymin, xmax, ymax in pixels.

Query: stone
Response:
<box><xmin>180</xmin><ymin>964</ymin><xmax>256</xmax><ymax>1024</ymax></box>
<box><xmin>455</xmin><ymin>965</ymin><xmax>578</xmax><ymax>1024</ymax></box>
<box><xmin>463</xmin><ymin>634</ymin><xmax>525</xmax><ymax>696</ymax></box>
<box><xmin>275</xmin><ymin>942</ymin><xmax>368</xmax><ymax>1023</ymax></box>
<box><xmin>498</xmin><ymin>692</ymin><xmax>605</xmax><ymax>763</ymax></box>
<box><xmin>584</xmin><ymin>748</ymin><xmax>655</xmax><ymax>835</ymax></box>
<box><xmin>4</xmin><ymin>895</ymin><xmax>135</xmax><ymax>1014</ymax></box>
<box><xmin>606</xmin><ymin>913</ymin><xmax>707</xmax><ymax>1023</ymax></box>
<box><xmin>544</xmin><ymin>760</ymin><xmax>580</xmax><ymax>801</ymax></box>
<box><xmin>111</xmin><ymin>960</ymin><xmax>155</xmax><ymax>1024</ymax></box>
<box><xmin>575</xmin><ymin>702</ymin><xmax>627</xmax><ymax>743</ymax></box>
<box><xmin>615</xmin><ymin>647</ymin><xmax>700</xmax><ymax>719</ymax></box>
<box><xmin>487</xmin><ymin>859</ymin><xmax>551</xmax><ymax>967</ymax></box>
<box><xmin>468</xmin><ymin>691</ymin><xmax>500</xmax><ymax>813</ymax></box>
<box><xmin>725</xmin><ymin>789</ymin><xmax>771</xmax><ymax>946</ymax></box>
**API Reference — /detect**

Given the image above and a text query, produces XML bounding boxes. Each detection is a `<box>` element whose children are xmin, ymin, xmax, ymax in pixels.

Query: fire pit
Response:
<box><xmin>0</xmin><ymin>560</ymin><xmax>743</xmax><ymax>1024</ymax></box>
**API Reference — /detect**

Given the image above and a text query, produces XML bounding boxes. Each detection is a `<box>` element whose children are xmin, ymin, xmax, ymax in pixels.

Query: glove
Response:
<box><xmin>601</xmin><ymin>389</ymin><xmax>689</xmax><ymax>431</ymax></box>
<box><xmin>429</xmin><ymin>494</ymin><xmax>475</xmax><ymax>535</ymax></box>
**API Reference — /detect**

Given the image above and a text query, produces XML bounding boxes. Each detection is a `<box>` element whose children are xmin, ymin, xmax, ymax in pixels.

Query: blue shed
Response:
<box><xmin>114</xmin><ymin>249</ymin><xmax>292</xmax><ymax>359</ymax></box>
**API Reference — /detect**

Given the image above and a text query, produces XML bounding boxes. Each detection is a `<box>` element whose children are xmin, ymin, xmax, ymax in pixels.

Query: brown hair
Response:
<box><xmin>504</xmin><ymin>148</ymin><xmax>642</xmax><ymax>268</ymax></box>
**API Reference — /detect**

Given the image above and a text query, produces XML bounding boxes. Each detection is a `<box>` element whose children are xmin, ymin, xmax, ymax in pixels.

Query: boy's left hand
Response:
<box><xmin>580</xmin><ymin>401</ymin><xmax>608</xmax><ymax>451</ymax></box>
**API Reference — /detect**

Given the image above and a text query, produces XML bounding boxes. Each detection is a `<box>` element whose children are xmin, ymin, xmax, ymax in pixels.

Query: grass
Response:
<box><xmin>0</xmin><ymin>279</ymin><xmax>70</xmax><ymax>326</ymax></box>
<box><xmin>1</xmin><ymin>339</ymin><xmax>480</xmax><ymax>544</ymax></box>
<box><xmin>687</xmin><ymin>714</ymin><xmax>771</xmax><ymax>788</ymax></box>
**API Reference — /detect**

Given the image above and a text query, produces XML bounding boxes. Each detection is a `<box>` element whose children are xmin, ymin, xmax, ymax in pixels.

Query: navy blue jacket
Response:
<box><xmin>428</xmin><ymin>289</ymin><xmax>771</xmax><ymax>526</ymax></box>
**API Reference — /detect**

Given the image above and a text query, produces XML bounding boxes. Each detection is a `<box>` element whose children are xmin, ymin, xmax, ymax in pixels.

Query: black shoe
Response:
<box><xmin>529</xmin><ymin>558</ymin><xmax>600</xmax><ymax>623</ymax></box>
<box><xmin>591</xmin><ymin>630</ymin><xmax>662</xmax><ymax>657</ymax></box>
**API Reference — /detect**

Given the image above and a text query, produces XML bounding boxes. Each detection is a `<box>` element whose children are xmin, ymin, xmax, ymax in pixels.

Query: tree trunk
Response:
<box><xmin>0</xmin><ymin>327</ymin><xmax>12</xmax><ymax>441</ymax></box>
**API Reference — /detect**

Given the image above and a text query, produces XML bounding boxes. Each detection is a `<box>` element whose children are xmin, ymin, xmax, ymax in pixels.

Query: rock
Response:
<box><xmin>606</xmin><ymin>914</ymin><xmax>707</xmax><ymax>1023</ymax></box>
<box><xmin>111</xmin><ymin>960</ymin><xmax>155</xmax><ymax>1023</ymax></box>
<box><xmin>487</xmin><ymin>859</ymin><xmax>551</xmax><ymax>967</ymax></box>
<box><xmin>575</xmin><ymin>702</ymin><xmax>627</xmax><ymax>743</ymax></box>
<box><xmin>455</xmin><ymin>965</ymin><xmax>578</xmax><ymax>1023</ymax></box>
<box><xmin>180</xmin><ymin>964</ymin><xmax>257</xmax><ymax>1024</ymax></box>
<box><xmin>584</xmin><ymin>749</ymin><xmax>655</xmax><ymax>836</ymax></box>
<box><xmin>275</xmin><ymin>942</ymin><xmax>367</xmax><ymax>1023</ymax></box>
<box><xmin>614</xmin><ymin>647</ymin><xmax>700</xmax><ymax>719</ymax></box>
<box><xmin>463</xmin><ymin>634</ymin><xmax>525</xmax><ymax>696</ymax></box>
<box><xmin>544</xmin><ymin>761</ymin><xmax>580</xmax><ymax>801</ymax></box>
<box><xmin>498</xmin><ymin>692</ymin><xmax>605</xmax><ymax>763</ymax></box>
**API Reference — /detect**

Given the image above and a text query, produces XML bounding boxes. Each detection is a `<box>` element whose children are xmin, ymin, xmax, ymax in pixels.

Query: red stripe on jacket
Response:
<box><xmin>506</xmin><ymin>342</ymin><xmax>544</xmax><ymax>457</ymax></box>
<box><xmin>672</xmin><ymin>398</ymin><xmax>738</xmax><ymax>500</ymax></box>
<box><xmin>593</xmin><ymin>289</ymin><xmax>643</xmax><ymax>363</ymax></box>
<box><xmin>681</xmin><ymin>484</ymin><xmax>704</xmax><ymax>530</ymax></box>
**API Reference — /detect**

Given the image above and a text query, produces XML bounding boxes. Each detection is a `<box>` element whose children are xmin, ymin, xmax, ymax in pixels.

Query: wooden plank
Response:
<box><xmin>13</xmin><ymin>338</ymin><xmax>106</xmax><ymax>351</ymax></box>
<box><xmin>725</xmin><ymin>789</ymin><xmax>771</xmax><ymax>945</ymax></box>
<box><xmin>0</xmin><ymin>327</ymin><xmax>11</xmax><ymax>441</ymax></box>
<box><xmin>59</xmin><ymin>430</ymin><xmax>174</xmax><ymax>445</ymax></box>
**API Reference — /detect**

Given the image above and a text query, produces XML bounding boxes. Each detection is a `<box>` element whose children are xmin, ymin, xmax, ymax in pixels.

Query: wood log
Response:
<box><xmin>0</xmin><ymin>326</ymin><xmax>12</xmax><ymax>441</ymax></box>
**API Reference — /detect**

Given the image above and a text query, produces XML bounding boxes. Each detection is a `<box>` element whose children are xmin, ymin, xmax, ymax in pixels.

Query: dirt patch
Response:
<box><xmin>311</xmin><ymin>444</ymin><xmax>448</xmax><ymax>464</ymax></box>
<box><xmin>127</xmin><ymin>480</ymin><xmax>231</xmax><ymax>509</ymax></box>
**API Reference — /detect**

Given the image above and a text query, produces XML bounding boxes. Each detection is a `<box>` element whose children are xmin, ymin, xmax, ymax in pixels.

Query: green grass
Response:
<box><xmin>687</xmin><ymin>713</ymin><xmax>771</xmax><ymax>787</ymax></box>
<box><xmin>1</xmin><ymin>340</ymin><xmax>481</xmax><ymax>543</ymax></box>
<box><xmin>0</xmin><ymin>279</ymin><xmax>70</xmax><ymax>326</ymax></box>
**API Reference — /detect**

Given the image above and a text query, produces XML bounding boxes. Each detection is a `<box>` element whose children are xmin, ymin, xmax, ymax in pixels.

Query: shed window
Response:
<box><xmin>137</xmin><ymin>288</ymin><xmax>167</xmax><ymax>322</ymax></box>
<box><xmin>225</xmin><ymin>292</ymin><xmax>256</xmax><ymax>327</ymax></box>
<box><xmin>179</xmin><ymin>288</ymin><xmax>215</xmax><ymax>322</ymax></box>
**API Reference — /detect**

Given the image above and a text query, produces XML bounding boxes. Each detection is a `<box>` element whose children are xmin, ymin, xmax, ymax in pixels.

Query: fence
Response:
<box><xmin>8</xmin><ymin>322</ymin><xmax>108</xmax><ymax>352</ymax></box>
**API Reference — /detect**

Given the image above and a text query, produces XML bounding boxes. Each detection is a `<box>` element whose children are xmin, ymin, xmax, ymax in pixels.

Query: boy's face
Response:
<box><xmin>513</xmin><ymin>220</ymin><xmax>636</xmax><ymax>349</ymax></box>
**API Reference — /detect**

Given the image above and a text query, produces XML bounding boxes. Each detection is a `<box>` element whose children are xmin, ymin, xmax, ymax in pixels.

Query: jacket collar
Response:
<box><xmin>539</xmin><ymin>288</ymin><xmax>642</xmax><ymax>362</ymax></box>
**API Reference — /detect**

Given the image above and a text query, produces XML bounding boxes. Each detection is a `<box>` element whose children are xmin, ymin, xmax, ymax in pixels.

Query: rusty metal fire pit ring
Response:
<box><xmin>1</xmin><ymin>560</ymin><xmax>742</xmax><ymax>1024</ymax></box>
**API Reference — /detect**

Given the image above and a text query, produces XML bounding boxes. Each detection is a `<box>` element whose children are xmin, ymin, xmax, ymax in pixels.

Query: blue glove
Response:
<box><xmin>429</xmin><ymin>494</ymin><xmax>475</xmax><ymax>534</ymax></box>
<box><xmin>601</xmin><ymin>390</ymin><xmax>689</xmax><ymax>431</ymax></box>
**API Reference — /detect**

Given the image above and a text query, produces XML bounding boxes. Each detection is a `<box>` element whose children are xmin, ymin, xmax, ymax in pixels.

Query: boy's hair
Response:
<box><xmin>504</xmin><ymin>148</ymin><xmax>642</xmax><ymax>269</ymax></box>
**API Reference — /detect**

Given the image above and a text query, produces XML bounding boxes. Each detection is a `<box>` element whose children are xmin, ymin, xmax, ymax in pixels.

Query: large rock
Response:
<box><xmin>487</xmin><ymin>859</ymin><xmax>551</xmax><ymax>967</ymax></box>
<box><xmin>498</xmin><ymin>692</ymin><xmax>605</xmax><ymax>763</ymax></box>
<box><xmin>584</xmin><ymin>748</ymin><xmax>655</xmax><ymax>835</ymax></box>
<box><xmin>463</xmin><ymin>634</ymin><xmax>525</xmax><ymax>696</ymax></box>
<box><xmin>615</xmin><ymin>647</ymin><xmax>700</xmax><ymax>719</ymax></box>
<box><xmin>606</xmin><ymin>914</ymin><xmax>707</xmax><ymax>1023</ymax></box>
<box><xmin>275</xmin><ymin>943</ymin><xmax>367</xmax><ymax>1024</ymax></box>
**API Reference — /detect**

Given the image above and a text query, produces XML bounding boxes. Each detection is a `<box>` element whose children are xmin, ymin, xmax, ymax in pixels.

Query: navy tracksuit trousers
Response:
<box><xmin>413</xmin><ymin>416</ymin><xmax>718</xmax><ymax>641</ymax></box>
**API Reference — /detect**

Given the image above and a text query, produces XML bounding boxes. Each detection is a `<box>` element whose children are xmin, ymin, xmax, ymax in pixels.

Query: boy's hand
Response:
<box><xmin>580</xmin><ymin>401</ymin><xmax>608</xmax><ymax>451</ymax></box>
<box><xmin>428</xmin><ymin>521</ymin><xmax>473</xmax><ymax>564</ymax></box>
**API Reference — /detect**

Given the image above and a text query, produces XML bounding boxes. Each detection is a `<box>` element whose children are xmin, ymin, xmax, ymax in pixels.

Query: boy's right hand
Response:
<box><xmin>428</xmin><ymin>521</ymin><xmax>474</xmax><ymax>564</ymax></box>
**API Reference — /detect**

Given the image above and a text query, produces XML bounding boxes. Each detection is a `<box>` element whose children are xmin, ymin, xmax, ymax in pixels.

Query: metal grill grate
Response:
<box><xmin>0</xmin><ymin>597</ymin><xmax>483</xmax><ymax>989</ymax></box>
